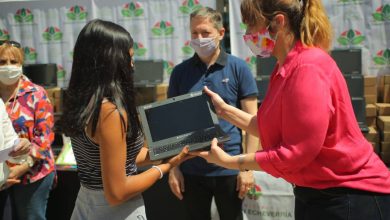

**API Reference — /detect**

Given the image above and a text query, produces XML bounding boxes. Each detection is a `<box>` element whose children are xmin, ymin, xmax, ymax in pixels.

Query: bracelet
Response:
<box><xmin>152</xmin><ymin>165</ymin><xmax>163</xmax><ymax>179</ymax></box>
<box><xmin>238</xmin><ymin>155</ymin><xmax>247</xmax><ymax>172</ymax></box>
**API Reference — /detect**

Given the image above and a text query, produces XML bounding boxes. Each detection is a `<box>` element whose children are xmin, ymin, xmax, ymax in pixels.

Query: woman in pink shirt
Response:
<box><xmin>192</xmin><ymin>0</ymin><xmax>390</xmax><ymax>219</ymax></box>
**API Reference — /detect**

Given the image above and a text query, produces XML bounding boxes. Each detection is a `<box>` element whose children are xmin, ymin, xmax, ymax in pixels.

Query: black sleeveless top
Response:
<box><xmin>71</xmin><ymin>131</ymin><xmax>143</xmax><ymax>190</ymax></box>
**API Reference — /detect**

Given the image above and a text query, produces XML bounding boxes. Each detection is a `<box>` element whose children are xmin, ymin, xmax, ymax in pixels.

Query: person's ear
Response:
<box><xmin>218</xmin><ymin>27</ymin><xmax>225</xmax><ymax>40</ymax></box>
<box><xmin>270</xmin><ymin>14</ymin><xmax>286</xmax><ymax>33</ymax></box>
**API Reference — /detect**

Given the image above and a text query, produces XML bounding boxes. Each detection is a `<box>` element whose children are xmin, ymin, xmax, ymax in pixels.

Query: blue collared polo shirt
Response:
<box><xmin>168</xmin><ymin>49</ymin><xmax>258</xmax><ymax>176</ymax></box>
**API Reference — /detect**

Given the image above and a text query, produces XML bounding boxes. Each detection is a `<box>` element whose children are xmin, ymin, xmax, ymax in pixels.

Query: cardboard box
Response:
<box><xmin>364</xmin><ymin>85</ymin><xmax>377</xmax><ymax>96</ymax></box>
<box><xmin>370</xmin><ymin>142</ymin><xmax>380</xmax><ymax>154</ymax></box>
<box><xmin>383</xmin><ymin>84</ymin><xmax>390</xmax><ymax>103</ymax></box>
<box><xmin>382</xmin><ymin>141</ymin><xmax>390</xmax><ymax>153</ymax></box>
<box><xmin>364</xmin><ymin>94</ymin><xmax>377</xmax><ymax>104</ymax></box>
<box><xmin>384</xmin><ymin>75</ymin><xmax>390</xmax><ymax>85</ymax></box>
<box><xmin>364</xmin><ymin>75</ymin><xmax>377</xmax><ymax>87</ymax></box>
<box><xmin>364</xmin><ymin>126</ymin><xmax>378</xmax><ymax>143</ymax></box>
<box><xmin>366</xmin><ymin>104</ymin><xmax>377</xmax><ymax>117</ymax></box>
<box><xmin>135</xmin><ymin>84</ymin><xmax>168</xmax><ymax>106</ymax></box>
<box><xmin>381</xmin><ymin>131</ymin><xmax>390</xmax><ymax>142</ymax></box>
<box><xmin>377</xmin><ymin>74</ymin><xmax>390</xmax><ymax>102</ymax></box>
<box><xmin>45</xmin><ymin>87</ymin><xmax>62</xmax><ymax>113</ymax></box>
<box><xmin>381</xmin><ymin>151</ymin><xmax>390</xmax><ymax>164</ymax></box>
<box><xmin>377</xmin><ymin>116</ymin><xmax>390</xmax><ymax>131</ymax></box>
<box><xmin>366</xmin><ymin>116</ymin><xmax>376</xmax><ymax>127</ymax></box>
<box><xmin>376</xmin><ymin>103</ymin><xmax>390</xmax><ymax>115</ymax></box>
<box><xmin>378</xmin><ymin>75</ymin><xmax>384</xmax><ymax>102</ymax></box>
<box><xmin>155</xmin><ymin>84</ymin><xmax>168</xmax><ymax>101</ymax></box>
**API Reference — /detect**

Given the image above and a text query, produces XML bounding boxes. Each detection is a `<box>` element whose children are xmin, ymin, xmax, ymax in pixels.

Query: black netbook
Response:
<box><xmin>137</xmin><ymin>91</ymin><xmax>230</xmax><ymax>161</ymax></box>
<box><xmin>331</xmin><ymin>49</ymin><xmax>362</xmax><ymax>75</ymax></box>
<box><xmin>256</xmin><ymin>56</ymin><xmax>277</xmax><ymax>76</ymax></box>
<box><xmin>134</xmin><ymin>60</ymin><xmax>164</xmax><ymax>87</ymax></box>
<box><xmin>23</xmin><ymin>64</ymin><xmax>57</xmax><ymax>88</ymax></box>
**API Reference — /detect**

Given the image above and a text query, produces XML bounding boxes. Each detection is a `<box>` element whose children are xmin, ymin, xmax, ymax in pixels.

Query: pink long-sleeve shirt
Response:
<box><xmin>256</xmin><ymin>42</ymin><xmax>390</xmax><ymax>193</ymax></box>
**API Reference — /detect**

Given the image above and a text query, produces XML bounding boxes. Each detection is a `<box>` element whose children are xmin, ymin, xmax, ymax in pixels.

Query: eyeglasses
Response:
<box><xmin>0</xmin><ymin>40</ymin><xmax>21</xmax><ymax>48</ymax></box>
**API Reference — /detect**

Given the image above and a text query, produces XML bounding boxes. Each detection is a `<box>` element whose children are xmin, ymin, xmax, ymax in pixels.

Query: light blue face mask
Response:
<box><xmin>190</xmin><ymin>37</ymin><xmax>217</xmax><ymax>57</ymax></box>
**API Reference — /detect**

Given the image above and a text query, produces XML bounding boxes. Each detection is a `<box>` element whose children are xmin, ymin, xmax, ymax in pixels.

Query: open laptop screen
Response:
<box><xmin>138</xmin><ymin>91</ymin><xmax>230</xmax><ymax>160</ymax></box>
<box><xmin>145</xmin><ymin>94</ymin><xmax>214</xmax><ymax>142</ymax></box>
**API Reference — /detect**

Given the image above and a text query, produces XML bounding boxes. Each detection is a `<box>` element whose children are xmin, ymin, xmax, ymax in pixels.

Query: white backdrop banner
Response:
<box><xmin>229</xmin><ymin>0</ymin><xmax>390</xmax><ymax>77</ymax></box>
<box><xmin>0</xmin><ymin>0</ymin><xmax>216</xmax><ymax>87</ymax></box>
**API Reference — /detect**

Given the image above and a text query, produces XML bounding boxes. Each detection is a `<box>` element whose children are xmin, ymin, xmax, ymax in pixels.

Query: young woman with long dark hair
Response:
<box><xmin>60</xmin><ymin>19</ymin><xmax>189</xmax><ymax>220</ymax></box>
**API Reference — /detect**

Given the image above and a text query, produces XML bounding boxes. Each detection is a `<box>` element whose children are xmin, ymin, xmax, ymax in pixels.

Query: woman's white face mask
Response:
<box><xmin>0</xmin><ymin>65</ymin><xmax>22</xmax><ymax>85</ymax></box>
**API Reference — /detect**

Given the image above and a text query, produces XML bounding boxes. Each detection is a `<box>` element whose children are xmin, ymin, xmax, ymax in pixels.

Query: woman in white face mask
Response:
<box><xmin>0</xmin><ymin>41</ymin><xmax>23</xmax><ymax>94</ymax></box>
<box><xmin>0</xmin><ymin>40</ymin><xmax>56</xmax><ymax>220</ymax></box>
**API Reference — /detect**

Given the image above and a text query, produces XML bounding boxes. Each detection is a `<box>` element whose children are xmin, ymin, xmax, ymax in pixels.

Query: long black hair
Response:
<box><xmin>59</xmin><ymin>19</ymin><xmax>141</xmax><ymax>141</ymax></box>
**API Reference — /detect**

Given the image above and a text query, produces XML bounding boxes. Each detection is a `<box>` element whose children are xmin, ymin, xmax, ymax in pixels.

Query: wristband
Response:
<box><xmin>238</xmin><ymin>155</ymin><xmax>248</xmax><ymax>171</ymax></box>
<box><xmin>152</xmin><ymin>165</ymin><xmax>163</xmax><ymax>179</ymax></box>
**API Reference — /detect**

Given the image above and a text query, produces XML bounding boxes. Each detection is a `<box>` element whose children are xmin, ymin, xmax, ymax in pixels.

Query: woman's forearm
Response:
<box><xmin>234</xmin><ymin>153</ymin><xmax>262</xmax><ymax>171</ymax></box>
<box><xmin>135</xmin><ymin>147</ymin><xmax>162</xmax><ymax>167</ymax></box>
<box><xmin>220</xmin><ymin>104</ymin><xmax>259</xmax><ymax>137</ymax></box>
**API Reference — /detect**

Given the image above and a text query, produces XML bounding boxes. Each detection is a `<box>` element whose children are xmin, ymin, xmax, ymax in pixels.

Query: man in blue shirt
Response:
<box><xmin>168</xmin><ymin>7</ymin><xmax>259</xmax><ymax>220</ymax></box>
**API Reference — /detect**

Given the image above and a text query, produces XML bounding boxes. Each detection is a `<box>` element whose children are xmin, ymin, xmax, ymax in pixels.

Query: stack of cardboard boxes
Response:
<box><xmin>376</xmin><ymin>75</ymin><xmax>390</xmax><ymax>165</ymax></box>
<box><xmin>364</xmin><ymin>76</ymin><xmax>379</xmax><ymax>153</ymax></box>
<box><xmin>46</xmin><ymin>87</ymin><xmax>63</xmax><ymax>113</ymax></box>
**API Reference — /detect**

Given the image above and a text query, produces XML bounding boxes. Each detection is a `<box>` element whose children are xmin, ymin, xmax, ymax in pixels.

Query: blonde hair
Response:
<box><xmin>300</xmin><ymin>0</ymin><xmax>333</xmax><ymax>51</ymax></box>
<box><xmin>241</xmin><ymin>0</ymin><xmax>333</xmax><ymax>51</ymax></box>
<box><xmin>190</xmin><ymin>7</ymin><xmax>223</xmax><ymax>30</ymax></box>
<box><xmin>0</xmin><ymin>44</ymin><xmax>24</xmax><ymax>64</ymax></box>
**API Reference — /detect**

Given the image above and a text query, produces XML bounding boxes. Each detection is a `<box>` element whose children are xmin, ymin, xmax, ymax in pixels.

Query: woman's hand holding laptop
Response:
<box><xmin>155</xmin><ymin>146</ymin><xmax>194</xmax><ymax>176</ymax></box>
<box><xmin>163</xmin><ymin>146</ymin><xmax>192</xmax><ymax>168</ymax></box>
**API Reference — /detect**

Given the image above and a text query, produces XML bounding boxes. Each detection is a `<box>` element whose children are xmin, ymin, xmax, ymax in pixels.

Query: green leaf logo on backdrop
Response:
<box><xmin>0</xmin><ymin>29</ymin><xmax>10</xmax><ymax>40</ymax></box>
<box><xmin>246</xmin><ymin>185</ymin><xmax>262</xmax><ymax>200</ymax></box>
<box><xmin>42</xmin><ymin>27</ymin><xmax>63</xmax><ymax>41</ymax></box>
<box><xmin>164</xmin><ymin>60</ymin><xmax>175</xmax><ymax>75</ymax></box>
<box><xmin>134</xmin><ymin>42</ymin><xmax>147</xmax><ymax>57</ymax></box>
<box><xmin>179</xmin><ymin>0</ymin><xmax>203</xmax><ymax>15</ymax></box>
<box><xmin>182</xmin><ymin>40</ymin><xmax>194</xmax><ymax>56</ymax></box>
<box><xmin>245</xmin><ymin>56</ymin><xmax>257</xmax><ymax>73</ymax></box>
<box><xmin>122</xmin><ymin>2</ymin><xmax>144</xmax><ymax>17</ymax></box>
<box><xmin>151</xmin><ymin>21</ymin><xmax>174</xmax><ymax>37</ymax></box>
<box><xmin>23</xmin><ymin>47</ymin><xmax>37</xmax><ymax>61</ymax></box>
<box><xmin>373</xmin><ymin>49</ymin><xmax>390</xmax><ymax>66</ymax></box>
<box><xmin>373</xmin><ymin>5</ymin><xmax>390</xmax><ymax>22</ymax></box>
<box><xmin>67</xmin><ymin>5</ymin><xmax>88</xmax><ymax>21</ymax></box>
<box><xmin>337</xmin><ymin>29</ymin><xmax>365</xmax><ymax>47</ymax></box>
<box><xmin>14</xmin><ymin>8</ymin><xmax>34</xmax><ymax>23</ymax></box>
<box><xmin>57</xmin><ymin>65</ymin><xmax>66</xmax><ymax>79</ymax></box>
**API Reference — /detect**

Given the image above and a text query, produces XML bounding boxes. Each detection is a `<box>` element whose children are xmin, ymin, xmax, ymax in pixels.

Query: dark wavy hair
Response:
<box><xmin>59</xmin><ymin>19</ymin><xmax>141</xmax><ymax>141</ymax></box>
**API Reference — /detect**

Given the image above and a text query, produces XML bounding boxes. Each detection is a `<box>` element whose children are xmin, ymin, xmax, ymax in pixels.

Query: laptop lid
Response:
<box><xmin>344</xmin><ymin>74</ymin><xmax>364</xmax><ymax>97</ymax></box>
<box><xmin>351</xmin><ymin>97</ymin><xmax>369</xmax><ymax>133</ymax></box>
<box><xmin>256</xmin><ymin>76</ymin><xmax>270</xmax><ymax>104</ymax></box>
<box><xmin>331</xmin><ymin>49</ymin><xmax>362</xmax><ymax>75</ymax></box>
<box><xmin>134</xmin><ymin>60</ymin><xmax>164</xmax><ymax>86</ymax></box>
<box><xmin>23</xmin><ymin>64</ymin><xmax>57</xmax><ymax>88</ymax></box>
<box><xmin>137</xmin><ymin>91</ymin><xmax>230</xmax><ymax>161</ymax></box>
<box><xmin>256</xmin><ymin>56</ymin><xmax>277</xmax><ymax>76</ymax></box>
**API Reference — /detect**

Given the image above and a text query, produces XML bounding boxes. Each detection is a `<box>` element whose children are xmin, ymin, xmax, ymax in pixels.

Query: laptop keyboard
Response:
<box><xmin>153</xmin><ymin>131</ymin><xmax>216</xmax><ymax>155</ymax></box>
